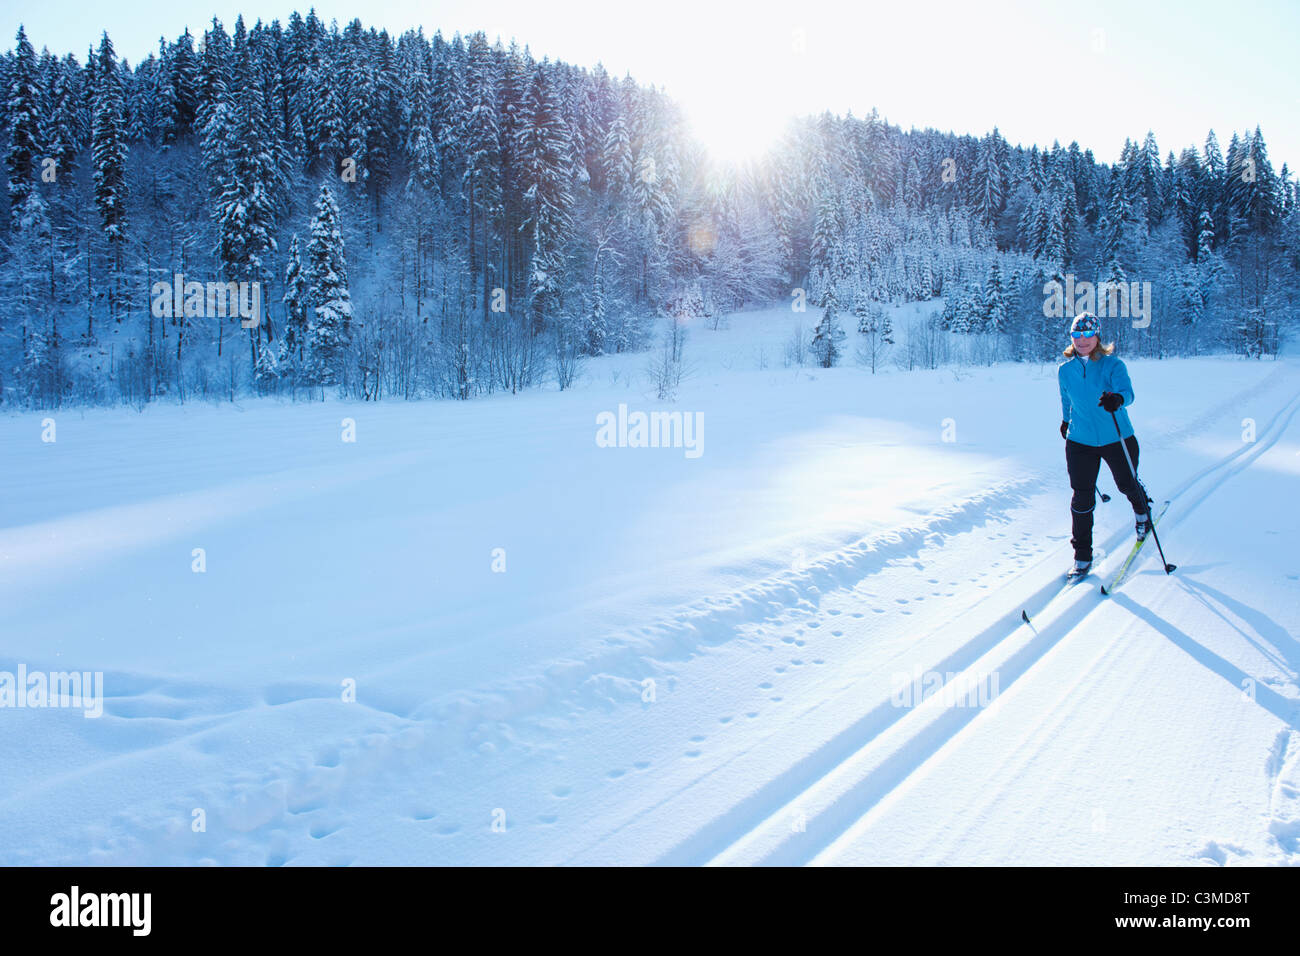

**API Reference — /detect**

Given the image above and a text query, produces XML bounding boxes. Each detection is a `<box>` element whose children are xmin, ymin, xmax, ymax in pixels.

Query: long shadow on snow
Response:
<box><xmin>1109</xmin><ymin>591</ymin><xmax>1300</xmax><ymax>731</ymax></box>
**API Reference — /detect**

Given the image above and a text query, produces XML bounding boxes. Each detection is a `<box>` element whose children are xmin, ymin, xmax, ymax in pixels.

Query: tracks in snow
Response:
<box><xmin>663</xmin><ymin>386</ymin><xmax>1300</xmax><ymax>866</ymax></box>
<box><xmin>57</xmin><ymin>474</ymin><xmax>1054</xmax><ymax>864</ymax></box>
<box><xmin>54</xmin><ymin>380</ymin><xmax>1300</xmax><ymax>865</ymax></box>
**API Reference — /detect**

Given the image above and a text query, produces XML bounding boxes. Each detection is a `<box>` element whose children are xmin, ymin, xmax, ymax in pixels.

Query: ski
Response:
<box><xmin>1099</xmin><ymin>500</ymin><xmax>1171</xmax><ymax>596</ymax></box>
<box><xmin>1020</xmin><ymin>548</ymin><xmax>1106</xmax><ymax>626</ymax></box>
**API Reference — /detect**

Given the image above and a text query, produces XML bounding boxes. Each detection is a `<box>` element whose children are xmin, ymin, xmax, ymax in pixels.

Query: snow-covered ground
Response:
<box><xmin>2</xmin><ymin>305</ymin><xmax>1298</xmax><ymax>865</ymax></box>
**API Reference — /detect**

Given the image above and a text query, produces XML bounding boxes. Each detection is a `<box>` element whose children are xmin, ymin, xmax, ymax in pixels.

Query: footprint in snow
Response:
<box><xmin>1197</xmin><ymin>840</ymin><xmax>1251</xmax><ymax>865</ymax></box>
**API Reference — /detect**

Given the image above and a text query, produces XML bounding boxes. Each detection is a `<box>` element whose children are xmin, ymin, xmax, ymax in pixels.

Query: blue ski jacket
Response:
<box><xmin>1058</xmin><ymin>353</ymin><xmax>1135</xmax><ymax>446</ymax></box>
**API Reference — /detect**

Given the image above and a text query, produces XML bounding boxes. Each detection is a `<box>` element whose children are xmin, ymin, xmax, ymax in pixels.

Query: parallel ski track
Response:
<box><xmin>658</xmin><ymin>385</ymin><xmax>1300</xmax><ymax>866</ymax></box>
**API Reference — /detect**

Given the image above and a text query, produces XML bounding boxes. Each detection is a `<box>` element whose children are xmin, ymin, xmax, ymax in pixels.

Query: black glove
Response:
<box><xmin>1098</xmin><ymin>392</ymin><xmax>1124</xmax><ymax>412</ymax></box>
<box><xmin>1060</xmin><ymin>420</ymin><xmax>1069</xmax><ymax>440</ymax></box>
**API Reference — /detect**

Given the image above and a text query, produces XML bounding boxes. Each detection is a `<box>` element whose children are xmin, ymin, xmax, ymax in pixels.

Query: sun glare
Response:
<box><xmin>683</xmin><ymin>97</ymin><xmax>785</xmax><ymax>169</ymax></box>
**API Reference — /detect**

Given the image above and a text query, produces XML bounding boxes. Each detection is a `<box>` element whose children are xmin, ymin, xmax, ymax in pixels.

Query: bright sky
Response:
<box><xmin>5</xmin><ymin>0</ymin><xmax>1298</xmax><ymax>172</ymax></box>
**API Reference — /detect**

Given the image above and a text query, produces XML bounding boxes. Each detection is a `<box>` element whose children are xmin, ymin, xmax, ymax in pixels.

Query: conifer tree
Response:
<box><xmin>304</xmin><ymin>185</ymin><xmax>353</xmax><ymax>386</ymax></box>
<box><xmin>282</xmin><ymin>233</ymin><xmax>308</xmax><ymax>362</ymax></box>
<box><xmin>811</xmin><ymin>287</ymin><xmax>845</xmax><ymax>367</ymax></box>
<box><xmin>516</xmin><ymin>65</ymin><xmax>575</xmax><ymax>329</ymax></box>
<box><xmin>92</xmin><ymin>31</ymin><xmax>129</xmax><ymax>323</ymax></box>
<box><xmin>6</xmin><ymin>26</ymin><xmax>45</xmax><ymax>225</ymax></box>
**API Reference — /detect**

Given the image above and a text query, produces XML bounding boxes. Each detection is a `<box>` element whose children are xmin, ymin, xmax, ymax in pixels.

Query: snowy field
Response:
<box><xmin>2</xmin><ymin>305</ymin><xmax>1299</xmax><ymax>865</ymax></box>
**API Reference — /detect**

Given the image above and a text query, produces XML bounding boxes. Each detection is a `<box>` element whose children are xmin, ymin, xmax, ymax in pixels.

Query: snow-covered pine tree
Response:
<box><xmin>902</xmin><ymin>158</ymin><xmax>923</xmax><ymax>210</ymax></box>
<box><xmin>601</xmin><ymin>114</ymin><xmax>633</xmax><ymax>201</ymax></box>
<box><xmin>1172</xmin><ymin>148</ymin><xmax>1204</xmax><ymax>261</ymax></box>
<box><xmin>1101</xmin><ymin>175</ymin><xmax>1129</xmax><ymax>270</ymax></box>
<box><xmin>46</xmin><ymin>55</ymin><xmax>83</xmax><ymax>179</ymax></box>
<box><xmin>1196</xmin><ymin>210</ymin><xmax>1215</xmax><ymax>262</ymax></box>
<box><xmin>811</xmin><ymin>286</ymin><xmax>846</xmax><ymax>368</ymax></box>
<box><xmin>168</xmin><ymin>29</ymin><xmax>201</xmax><ymax>141</ymax></box>
<box><xmin>281</xmin><ymin>233</ymin><xmax>308</xmax><ymax>366</ymax></box>
<box><xmin>430</xmin><ymin>49</ymin><xmax>466</xmax><ymax>202</ymax></box>
<box><xmin>310</xmin><ymin>63</ymin><xmax>345</xmax><ymax>176</ymax></box>
<box><xmin>253</xmin><ymin>338</ymin><xmax>280</xmax><ymax>394</ymax></box>
<box><xmin>983</xmin><ymin>260</ymin><xmax>1007</xmax><ymax>333</ymax></box>
<box><xmin>92</xmin><ymin>31</ymin><xmax>129</xmax><ymax>324</ymax></box>
<box><xmin>403</xmin><ymin>50</ymin><xmax>439</xmax><ymax>191</ymax></box>
<box><xmin>972</xmin><ymin>132</ymin><xmax>1004</xmax><ymax>227</ymax></box>
<box><xmin>1042</xmin><ymin>185</ymin><xmax>1066</xmax><ymax>266</ymax></box>
<box><xmin>304</xmin><ymin>185</ymin><xmax>353</xmax><ymax>387</ymax></box>
<box><xmin>214</xmin><ymin>46</ymin><xmax>281</xmax><ymax>318</ymax></box>
<box><xmin>516</xmin><ymin>64</ymin><xmax>575</xmax><ymax>331</ymax></box>
<box><xmin>1059</xmin><ymin>175</ymin><xmax>1079</xmax><ymax>266</ymax></box>
<box><xmin>1138</xmin><ymin>131</ymin><xmax>1164</xmax><ymax>230</ymax></box>
<box><xmin>6</xmin><ymin>26</ymin><xmax>45</xmax><ymax>226</ymax></box>
<box><xmin>810</xmin><ymin>187</ymin><xmax>845</xmax><ymax>291</ymax></box>
<box><xmin>461</xmin><ymin>34</ymin><xmax>503</xmax><ymax>323</ymax></box>
<box><xmin>941</xmin><ymin>285</ymin><xmax>975</xmax><ymax>333</ymax></box>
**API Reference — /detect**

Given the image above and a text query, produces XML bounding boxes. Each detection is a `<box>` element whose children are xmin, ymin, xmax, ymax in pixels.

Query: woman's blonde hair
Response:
<box><xmin>1063</xmin><ymin>340</ymin><xmax>1116</xmax><ymax>359</ymax></box>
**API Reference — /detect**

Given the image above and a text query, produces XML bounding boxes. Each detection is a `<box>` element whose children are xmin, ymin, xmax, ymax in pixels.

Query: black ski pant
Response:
<box><xmin>1066</xmin><ymin>436</ymin><xmax>1149</xmax><ymax>561</ymax></box>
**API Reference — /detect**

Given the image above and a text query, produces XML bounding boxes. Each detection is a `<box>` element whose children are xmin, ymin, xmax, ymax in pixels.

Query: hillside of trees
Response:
<box><xmin>2</xmin><ymin>12</ymin><xmax>1298</xmax><ymax>408</ymax></box>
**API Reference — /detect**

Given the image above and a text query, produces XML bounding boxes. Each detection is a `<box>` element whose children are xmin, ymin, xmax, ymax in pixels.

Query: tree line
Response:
<box><xmin>1</xmin><ymin>12</ymin><xmax>1296</xmax><ymax>408</ymax></box>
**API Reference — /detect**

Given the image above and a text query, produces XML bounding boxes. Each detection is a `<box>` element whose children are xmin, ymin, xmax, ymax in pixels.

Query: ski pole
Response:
<box><xmin>1110</xmin><ymin>410</ymin><xmax>1176</xmax><ymax>574</ymax></box>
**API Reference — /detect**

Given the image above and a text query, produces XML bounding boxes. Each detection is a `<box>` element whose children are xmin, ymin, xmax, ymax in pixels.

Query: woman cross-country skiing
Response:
<box><xmin>1058</xmin><ymin>312</ymin><xmax>1152</xmax><ymax>579</ymax></box>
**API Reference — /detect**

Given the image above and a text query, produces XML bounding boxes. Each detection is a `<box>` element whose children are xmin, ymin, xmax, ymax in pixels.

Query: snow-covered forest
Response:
<box><xmin>1</xmin><ymin>12</ymin><xmax>1297</xmax><ymax>409</ymax></box>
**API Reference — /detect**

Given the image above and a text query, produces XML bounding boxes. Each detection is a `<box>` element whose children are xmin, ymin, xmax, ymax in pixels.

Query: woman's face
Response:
<box><xmin>1074</xmin><ymin>334</ymin><xmax>1097</xmax><ymax>356</ymax></box>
